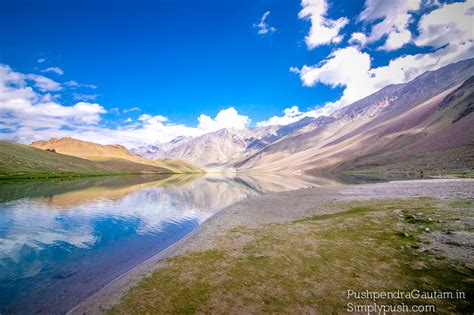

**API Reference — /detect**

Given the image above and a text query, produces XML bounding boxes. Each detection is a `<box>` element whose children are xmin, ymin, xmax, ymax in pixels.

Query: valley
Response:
<box><xmin>2</xmin><ymin>1</ymin><xmax>474</xmax><ymax>314</ymax></box>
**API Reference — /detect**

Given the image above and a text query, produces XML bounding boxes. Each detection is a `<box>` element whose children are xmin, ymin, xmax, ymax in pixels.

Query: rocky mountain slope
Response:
<box><xmin>235</xmin><ymin>58</ymin><xmax>474</xmax><ymax>178</ymax></box>
<box><xmin>151</xmin><ymin>58</ymin><xmax>473</xmax><ymax>177</ymax></box>
<box><xmin>30</xmin><ymin>137</ymin><xmax>202</xmax><ymax>174</ymax></box>
<box><xmin>150</xmin><ymin>116</ymin><xmax>335</xmax><ymax>169</ymax></box>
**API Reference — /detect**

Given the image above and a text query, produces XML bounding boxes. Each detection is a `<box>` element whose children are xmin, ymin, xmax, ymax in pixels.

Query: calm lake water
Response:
<box><xmin>0</xmin><ymin>173</ymin><xmax>318</xmax><ymax>314</ymax></box>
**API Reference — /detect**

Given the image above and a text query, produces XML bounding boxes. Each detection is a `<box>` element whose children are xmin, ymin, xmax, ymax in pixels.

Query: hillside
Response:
<box><xmin>332</xmin><ymin>75</ymin><xmax>474</xmax><ymax>180</ymax></box>
<box><xmin>0</xmin><ymin>141</ymin><xmax>119</xmax><ymax>179</ymax></box>
<box><xmin>149</xmin><ymin>58</ymin><xmax>474</xmax><ymax>178</ymax></box>
<box><xmin>31</xmin><ymin>137</ymin><xmax>202</xmax><ymax>174</ymax></box>
<box><xmin>234</xmin><ymin>59</ymin><xmax>474</xmax><ymax>179</ymax></box>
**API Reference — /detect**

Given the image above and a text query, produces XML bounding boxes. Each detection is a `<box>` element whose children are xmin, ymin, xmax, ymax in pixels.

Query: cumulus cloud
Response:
<box><xmin>291</xmin><ymin>42</ymin><xmax>473</xmax><ymax>119</ymax></box>
<box><xmin>254</xmin><ymin>11</ymin><xmax>276</xmax><ymax>35</ymax></box>
<box><xmin>257</xmin><ymin>106</ymin><xmax>308</xmax><ymax>127</ymax></box>
<box><xmin>289</xmin><ymin>0</ymin><xmax>474</xmax><ymax>123</ymax></box>
<box><xmin>415</xmin><ymin>0</ymin><xmax>473</xmax><ymax>48</ymax></box>
<box><xmin>296</xmin><ymin>47</ymin><xmax>373</xmax><ymax>107</ymax></box>
<box><xmin>258</xmin><ymin>106</ymin><xmax>301</xmax><ymax>127</ymax></box>
<box><xmin>198</xmin><ymin>107</ymin><xmax>251</xmax><ymax>131</ymax></box>
<box><xmin>359</xmin><ymin>0</ymin><xmax>421</xmax><ymax>51</ymax></box>
<box><xmin>258</xmin><ymin>99</ymin><xmax>359</xmax><ymax>127</ymax></box>
<box><xmin>0</xmin><ymin>64</ymin><xmax>255</xmax><ymax>147</ymax></box>
<box><xmin>41</xmin><ymin>67</ymin><xmax>64</xmax><ymax>75</ymax></box>
<box><xmin>0</xmin><ymin>66</ymin><xmax>104</xmax><ymax>129</ymax></box>
<box><xmin>298</xmin><ymin>0</ymin><xmax>348</xmax><ymax>49</ymax></box>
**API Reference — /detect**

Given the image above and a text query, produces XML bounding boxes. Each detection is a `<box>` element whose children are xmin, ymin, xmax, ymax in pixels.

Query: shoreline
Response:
<box><xmin>69</xmin><ymin>178</ymin><xmax>474</xmax><ymax>314</ymax></box>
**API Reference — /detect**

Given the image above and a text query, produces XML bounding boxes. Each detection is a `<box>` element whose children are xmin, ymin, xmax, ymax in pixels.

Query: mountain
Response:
<box><xmin>22</xmin><ymin>58</ymin><xmax>470</xmax><ymax>179</ymax></box>
<box><xmin>30</xmin><ymin>137</ymin><xmax>202</xmax><ymax>174</ymax></box>
<box><xmin>151</xmin><ymin>118</ymin><xmax>338</xmax><ymax>169</ymax></box>
<box><xmin>152</xmin><ymin>126</ymin><xmax>297</xmax><ymax>169</ymax></box>
<box><xmin>132</xmin><ymin>144</ymin><xmax>160</xmax><ymax>158</ymax></box>
<box><xmin>234</xmin><ymin>58</ymin><xmax>474</xmax><ymax>178</ymax></box>
<box><xmin>155</xmin><ymin>129</ymin><xmax>251</xmax><ymax>168</ymax></box>
<box><xmin>0</xmin><ymin>140</ymin><xmax>119</xmax><ymax>179</ymax></box>
<box><xmin>132</xmin><ymin>136</ymin><xmax>193</xmax><ymax>159</ymax></box>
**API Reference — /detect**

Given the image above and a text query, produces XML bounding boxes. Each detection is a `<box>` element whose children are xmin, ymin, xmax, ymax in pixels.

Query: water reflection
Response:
<box><xmin>0</xmin><ymin>173</ymin><xmax>318</xmax><ymax>314</ymax></box>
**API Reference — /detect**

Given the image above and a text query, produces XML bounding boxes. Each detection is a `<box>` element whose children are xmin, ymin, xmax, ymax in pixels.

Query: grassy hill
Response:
<box><xmin>0</xmin><ymin>140</ymin><xmax>203</xmax><ymax>180</ymax></box>
<box><xmin>30</xmin><ymin>137</ymin><xmax>203</xmax><ymax>175</ymax></box>
<box><xmin>0</xmin><ymin>140</ymin><xmax>120</xmax><ymax>179</ymax></box>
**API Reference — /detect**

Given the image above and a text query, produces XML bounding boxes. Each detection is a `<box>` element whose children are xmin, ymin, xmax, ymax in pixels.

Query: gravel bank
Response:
<box><xmin>69</xmin><ymin>179</ymin><xmax>474</xmax><ymax>315</ymax></box>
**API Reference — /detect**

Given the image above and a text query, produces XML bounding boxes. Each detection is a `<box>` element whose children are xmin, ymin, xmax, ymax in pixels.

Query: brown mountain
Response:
<box><xmin>31</xmin><ymin>137</ymin><xmax>202</xmax><ymax>174</ymax></box>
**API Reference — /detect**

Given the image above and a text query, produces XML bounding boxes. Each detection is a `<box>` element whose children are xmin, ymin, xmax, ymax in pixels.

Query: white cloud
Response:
<box><xmin>0</xmin><ymin>64</ymin><xmax>255</xmax><ymax>147</ymax></box>
<box><xmin>138</xmin><ymin>114</ymin><xmax>168</xmax><ymax>123</ymax></box>
<box><xmin>37</xmin><ymin>58</ymin><xmax>46</xmax><ymax>64</ymax></box>
<box><xmin>123</xmin><ymin>107</ymin><xmax>140</xmax><ymax>113</ymax></box>
<box><xmin>64</xmin><ymin>80</ymin><xmax>97</xmax><ymax>89</ymax></box>
<box><xmin>348</xmin><ymin>32</ymin><xmax>368</xmax><ymax>46</ymax></box>
<box><xmin>298</xmin><ymin>0</ymin><xmax>348</xmax><ymax>49</ymax></box>
<box><xmin>0</xmin><ymin>65</ymin><xmax>105</xmax><ymax>129</ymax></box>
<box><xmin>198</xmin><ymin>107</ymin><xmax>251</xmax><ymax>131</ymax></box>
<box><xmin>291</xmin><ymin>42</ymin><xmax>473</xmax><ymax>121</ymax></box>
<box><xmin>415</xmin><ymin>0</ymin><xmax>474</xmax><ymax>48</ymax></box>
<box><xmin>289</xmin><ymin>0</ymin><xmax>474</xmax><ymax>124</ymax></box>
<box><xmin>359</xmin><ymin>0</ymin><xmax>421</xmax><ymax>51</ymax></box>
<box><xmin>26</xmin><ymin>74</ymin><xmax>62</xmax><ymax>92</ymax></box>
<box><xmin>254</xmin><ymin>11</ymin><xmax>276</xmax><ymax>35</ymax></box>
<box><xmin>73</xmin><ymin>93</ymin><xmax>99</xmax><ymax>101</ymax></box>
<box><xmin>258</xmin><ymin>103</ymin><xmax>343</xmax><ymax>127</ymax></box>
<box><xmin>296</xmin><ymin>47</ymin><xmax>373</xmax><ymax>108</ymax></box>
<box><xmin>257</xmin><ymin>106</ymin><xmax>305</xmax><ymax>126</ymax></box>
<box><xmin>41</xmin><ymin>66</ymin><xmax>64</xmax><ymax>75</ymax></box>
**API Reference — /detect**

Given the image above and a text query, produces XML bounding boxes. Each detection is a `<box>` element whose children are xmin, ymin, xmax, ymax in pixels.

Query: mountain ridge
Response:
<box><xmin>147</xmin><ymin>58</ymin><xmax>473</xmax><ymax>178</ymax></box>
<box><xmin>30</xmin><ymin>137</ymin><xmax>202</xmax><ymax>174</ymax></box>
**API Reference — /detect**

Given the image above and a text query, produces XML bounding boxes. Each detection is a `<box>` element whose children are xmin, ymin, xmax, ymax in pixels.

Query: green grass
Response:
<box><xmin>0</xmin><ymin>140</ymin><xmax>121</xmax><ymax>179</ymax></box>
<box><xmin>0</xmin><ymin>141</ymin><xmax>203</xmax><ymax>180</ymax></box>
<box><xmin>110</xmin><ymin>198</ymin><xmax>474</xmax><ymax>314</ymax></box>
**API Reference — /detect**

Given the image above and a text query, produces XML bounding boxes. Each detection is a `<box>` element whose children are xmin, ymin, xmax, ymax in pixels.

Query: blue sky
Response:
<box><xmin>0</xmin><ymin>0</ymin><xmax>472</xmax><ymax>147</ymax></box>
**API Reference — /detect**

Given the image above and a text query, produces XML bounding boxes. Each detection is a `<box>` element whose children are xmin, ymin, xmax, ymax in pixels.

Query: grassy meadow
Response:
<box><xmin>110</xmin><ymin>198</ymin><xmax>474</xmax><ymax>314</ymax></box>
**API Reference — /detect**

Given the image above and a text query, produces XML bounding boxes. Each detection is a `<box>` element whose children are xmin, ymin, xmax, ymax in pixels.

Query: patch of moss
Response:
<box><xmin>449</xmin><ymin>199</ymin><xmax>474</xmax><ymax>208</ymax></box>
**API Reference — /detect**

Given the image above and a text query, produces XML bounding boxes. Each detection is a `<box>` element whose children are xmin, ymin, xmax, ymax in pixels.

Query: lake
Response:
<box><xmin>0</xmin><ymin>173</ymin><xmax>319</xmax><ymax>314</ymax></box>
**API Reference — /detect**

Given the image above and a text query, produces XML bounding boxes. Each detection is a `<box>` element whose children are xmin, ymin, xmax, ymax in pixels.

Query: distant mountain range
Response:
<box><xmin>135</xmin><ymin>58</ymin><xmax>474</xmax><ymax>178</ymax></box>
<box><xmin>1</xmin><ymin>58</ymin><xmax>472</xmax><ymax>180</ymax></box>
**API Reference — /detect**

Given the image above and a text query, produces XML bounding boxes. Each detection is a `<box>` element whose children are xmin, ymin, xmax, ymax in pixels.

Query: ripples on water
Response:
<box><xmin>0</xmin><ymin>173</ymin><xmax>320</xmax><ymax>314</ymax></box>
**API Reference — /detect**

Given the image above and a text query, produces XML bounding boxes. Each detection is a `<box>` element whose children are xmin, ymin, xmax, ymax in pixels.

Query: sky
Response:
<box><xmin>0</xmin><ymin>0</ymin><xmax>473</xmax><ymax>148</ymax></box>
